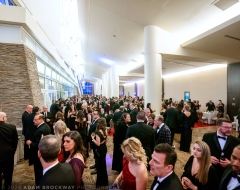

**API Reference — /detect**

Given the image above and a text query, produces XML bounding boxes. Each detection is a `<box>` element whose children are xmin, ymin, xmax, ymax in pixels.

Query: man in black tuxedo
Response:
<box><xmin>100</xmin><ymin>108</ymin><xmax>106</xmax><ymax>118</ymax></box>
<box><xmin>26</xmin><ymin>114</ymin><xmax>51</xmax><ymax>185</ymax></box>
<box><xmin>50</xmin><ymin>100</ymin><xmax>61</xmax><ymax>118</ymax></box>
<box><xmin>112</xmin><ymin>106</ymin><xmax>124</xmax><ymax>127</ymax></box>
<box><xmin>123</xmin><ymin>101</ymin><xmax>131</xmax><ymax>113</ymax></box>
<box><xmin>0</xmin><ymin>112</ymin><xmax>18</xmax><ymax>189</ymax></box>
<box><xmin>154</xmin><ymin>115</ymin><xmax>171</xmax><ymax>145</ymax></box>
<box><xmin>206</xmin><ymin>99</ymin><xmax>215</xmax><ymax>112</ymax></box>
<box><xmin>22</xmin><ymin>105</ymin><xmax>33</xmax><ymax>136</ymax></box>
<box><xmin>164</xmin><ymin>102</ymin><xmax>179</xmax><ymax>146</ymax></box>
<box><xmin>22</xmin><ymin>104</ymin><xmax>33</xmax><ymax>160</ymax></box>
<box><xmin>42</xmin><ymin>106</ymin><xmax>54</xmax><ymax>134</ymax></box>
<box><xmin>219</xmin><ymin>144</ymin><xmax>240</xmax><ymax>190</ymax></box>
<box><xmin>25</xmin><ymin>106</ymin><xmax>40</xmax><ymax>148</ymax></box>
<box><xmin>129</xmin><ymin>103</ymin><xmax>138</xmax><ymax>125</ymax></box>
<box><xmin>144</xmin><ymin>108</ymin><xmax>151</xmax><ymax>123</ymax></box>
<box><xmin>126</xmin><ymin>111</ymin><xmax>154</xmax><ymax>165</ymax></box>
<box><xmin>113</xmin><ymin>100</ymin><xmax>120</xmax><ymax>113</ymax></box>
<box><xmin>203</xmin><ymin>118</ymin><xmax>240</xmax><ymax>180</ymax></box>
<box><xmin>88</xmin><ymin>109</ymin><xmax>100</xmax><ymax>175</ymax></box>
<box><xmin>38</xmin><ymin>135</ymin><xmax>75</xmax><ymax>187</ymax></box>
<box><xmin>149</xmin><ymin>144</ymin><xmax>183</xmax><ymax>190</ymax></box>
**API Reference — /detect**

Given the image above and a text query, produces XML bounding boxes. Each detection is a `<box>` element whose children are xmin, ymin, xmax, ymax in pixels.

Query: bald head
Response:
<box><xmin>0</xmin><ymin>112</ymin><xmax>7</xmax><ymax>122</ymax></box>
<box><xmin>26</xmin><ymin>105</ymin><xmax>33</xmax><ymax>113</ymax></box>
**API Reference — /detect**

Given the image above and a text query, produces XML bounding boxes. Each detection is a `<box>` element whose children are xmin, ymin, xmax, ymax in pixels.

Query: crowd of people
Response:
<box><xmin>1</xmin><ymin>94</ymin><xmax>240</xmax><ymax>190</ymax></box>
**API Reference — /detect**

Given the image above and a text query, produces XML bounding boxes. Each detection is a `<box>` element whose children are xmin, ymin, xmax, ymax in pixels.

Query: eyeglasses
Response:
<box><xmin>33</xmin><ymin>118</ymin><xmax>40</xmax><ymax>121</ymax></box>
<box><xmin>220</xmin><ymin>126</ymin><xmax>232</xmax><ymax>130</ymax></box>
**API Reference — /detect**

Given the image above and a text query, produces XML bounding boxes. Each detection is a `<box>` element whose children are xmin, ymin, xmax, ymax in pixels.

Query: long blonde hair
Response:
<box><xmin>54</xmin><ymin>120</ymin><xmax>68</xmax><ymax>139</ymax></box>
<box><xmin>121</xmin><ymin>137</ymin><xmax>147</xmax><ymax>166</ymax></box>
<box><xmin>194</xmin><ymin>141</ymin><xmax>211</xmax><ymax>184</ymax></box>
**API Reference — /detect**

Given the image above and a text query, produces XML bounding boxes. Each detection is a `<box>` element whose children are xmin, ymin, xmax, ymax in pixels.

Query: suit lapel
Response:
<box><xmin>213</xmin><ymin>133</ymin><xmax>221</xmax><ymax>151</ymax></box>
<box><xmin>158</xmin><ymin>125</ymin><xmax>164</xmax><ymax>134</ymax></box>
<box><xmin>223</xmin><ymin>136</ymin><xmax>232</xmax><ymax>152</ymax></box>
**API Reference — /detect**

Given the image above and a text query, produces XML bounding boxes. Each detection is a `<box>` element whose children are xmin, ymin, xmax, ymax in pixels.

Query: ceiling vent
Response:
<box><xmin>211</xmin><ymin>0</ymin><xmax>239</xmax><ymax>11</ymax></box>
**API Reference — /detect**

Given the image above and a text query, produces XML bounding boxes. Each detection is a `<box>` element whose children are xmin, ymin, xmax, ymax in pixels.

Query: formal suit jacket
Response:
<box><xmin>130</xmin><ymin>108</ymin><xmax>138</xmax><ymax>125</ymax></box>
<box><xmin>155</xmin><ymin>124</ymin><xmax>171</xmax><ymax>145</ymax></box>
<box><xmin>202</xmin><ymin>132</ymin><xmax>240</xmax><ymax>179</ymax></box>
<box><xmin>88</xmin><ymin>119</ymin><xmax>98</xmax><ymax>143</ymax></box>
<box><xmin>106</xmin><ymin>114</ymin><xmax>113</xmax><ymax>127</ymax></box>
<box><xmin>100</xmin><ymin>112</ymin><xmax>106</xmax><ymax>118</ymax></box>
<box><xmin>29</xmin><ymin>123</ymin><xmax>51</xmax><ymax>165</ymax></box>
<box><xmin>22</xmin><ymin>111</ymin><xmax>30</xmax><ymax>136</ymax></box>
<box><xmin>206</xmin><ymin>102</ymin><xmax>215</xmax><ymax>112</ymax></box>
<box><xmin>25</xmin><ymin>112</ymin><xmax>37</xmax><ymax>141</ymax></box>
<box><xmin>112</xmin><ymin>111</ymin><xmax>123</xmax><ymax>126</ymax></box>
<box><xmin>38</xmin><ymin>163</ymin><xmax>75</xmax><ymax>186</ymax></box>
<box><xmin>219</xmin><ymin>165</ymin><xmax>240</xmax><ymax>190</ymax></box>
<box><xmin>113</xmin><ymin>103</ymin><xmax>120</xmax><ymax>112</ymax></box>
<box><xmin>126</xmin><ymin>122</ymin><xmax>154</xmax><ymax>160</ymax></box>
<box><xmin>150</xmin><ymin>172</ymin><xmax>183</xmax><ymax>190</ymax></box>
<box><xmin>0</xmin><ymin>121</ymin><xmax>18</xmax><ymax>162</ymax></box>
<box><xmin>50</xmin><ymin>103</ymin><xmax>61</xmax><ymax>118</ymax></box>
<box><xmin>41</xmin><ymin>112</ymin><xmax>53</xmax><ymax>124</ymax></box>
<box><xmin>164</xmin><ymin>107</ymin><xmax>179</xmax><ymax>129</ymax></box>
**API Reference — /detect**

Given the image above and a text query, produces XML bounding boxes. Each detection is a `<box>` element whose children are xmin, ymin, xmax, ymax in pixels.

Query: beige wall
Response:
<box><xmin>123</xmin><ymin>83</ymin><xmax>135</xmax><ymax>96</ymax></box>
<box><xmin>164</xmin><ymin>67</ymin><xmax>227</xmax><ymax>112</ymax></box>
<box><xmin>132</xmin><ymin>67</ymin><xmax>227</xmax><ymax>112</ymax></box>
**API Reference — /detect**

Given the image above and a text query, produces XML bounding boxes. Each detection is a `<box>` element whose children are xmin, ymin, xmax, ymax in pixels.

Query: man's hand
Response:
<box><xmin>219</xmin><ymin>158</ymin><xmax>230</xmax><ymax>168</ymax></box>
<box><xmin>26</xmin><ymin>140</ymin><xmax>31</xmax><ymax>146</ymax></box>
<box><xmin>211</xmin><ymin>156</ymin><xmax>220</xmax><ymax>165</ymax></box>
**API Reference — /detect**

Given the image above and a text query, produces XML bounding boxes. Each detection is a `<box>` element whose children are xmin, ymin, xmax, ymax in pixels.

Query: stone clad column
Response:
<box><xmin>144</xmin><ymin>25</ymin><xmax>162</xmax><ymax>114</ymax></box>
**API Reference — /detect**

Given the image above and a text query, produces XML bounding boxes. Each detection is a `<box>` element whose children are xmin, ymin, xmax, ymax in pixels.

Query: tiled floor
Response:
<box><xmin>11</xmin><ymin>126</ymin><xmax>239</xmax><ymax>189</ymax></box>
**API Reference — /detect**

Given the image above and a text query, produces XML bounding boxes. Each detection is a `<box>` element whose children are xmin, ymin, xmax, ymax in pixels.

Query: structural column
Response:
<box><xmin>102</xmin><ymin>73</ymin><xmax>106</xmax><ymax>96</ymax></box>
<box><xmin>144</xmin><ymin>25</ymin><xmax>162</xmax><ymax>114</ymax></box>
<box><xmin>94</xmin><ymin>82</ymin><xmax>98</xmax><ymax>95</ymax></box>
<box><xmin>107</xmin><ymin>68</ymin><xmax>111</xmax><ymax>98</ymax></box>
<box><xmin>111</xmin><ymin>64</ymin><xmax>119</xmax><ymax>97</ymax></box>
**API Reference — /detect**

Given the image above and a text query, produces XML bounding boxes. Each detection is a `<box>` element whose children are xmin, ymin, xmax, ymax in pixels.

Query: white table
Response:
<box><xmin>14</xmin><ymin>135</ymin><xmax>24</xmax><ymax>165</ymax></box>
<box><xmin>234</xmin><ymin>116</ymin><xmax>239</xmax><ymax>131</ymax></box>
<box><xmin>203</xmin><ymin>112</ymin><xmax>216</xmax><ymax>124</ymax></box>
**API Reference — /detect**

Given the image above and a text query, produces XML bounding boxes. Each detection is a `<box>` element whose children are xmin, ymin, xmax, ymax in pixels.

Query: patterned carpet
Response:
<box><xmin>11</xmin><ymin>125</ymin><xmax>238</xmax><ymax>189</ymax></box>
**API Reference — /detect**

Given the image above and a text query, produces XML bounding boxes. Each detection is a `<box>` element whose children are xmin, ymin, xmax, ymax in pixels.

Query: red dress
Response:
<box><xmin>122</xmin><ymin>157</ymin><xmax>136</xmax><ymax>190</ymax></box>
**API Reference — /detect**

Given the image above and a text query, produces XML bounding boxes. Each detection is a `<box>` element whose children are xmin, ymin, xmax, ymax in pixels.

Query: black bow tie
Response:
<box><xmin>232</xmin><ymin>172</ymin><xmax>240</xmax><ymax>183</ymax></box>
<box><xmin>218</xmin><ymin>136</ymin><xmax>226</xmax><ymax>140</ymax></box>
<box><xmin>156</xmin><ymin>179</ymin><xmax>161</xmax><ymax>185</ymax></box>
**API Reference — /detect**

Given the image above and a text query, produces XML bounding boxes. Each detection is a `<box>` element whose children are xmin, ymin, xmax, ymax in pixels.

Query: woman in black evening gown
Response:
<box><xmin>68</xmin><ymin>104</ymin><xmax>77</xmax><ymax>131</ymax></box>
<box><xmin>112</xmin><ymin>113</ymin><xmax>131</xmax><ymax>173</ymax></box>
<box><xmin>91</xmin><ymin>118</ymin><xmax>108</xmax><ymax>188</ymax></box>
<box><xmin>181</xmin><ymin>141</ymin><xmax>219</xmax><ymax>190</ymax></box>
<box><xmin>75</xmin><ymin>110</ymin><xmax>88</xmax><ymax>151</ymax></box>
<box><xmin>180</xmin><ymin>104</ymin><xmax>193</xmax><ymax>152</ymax></box>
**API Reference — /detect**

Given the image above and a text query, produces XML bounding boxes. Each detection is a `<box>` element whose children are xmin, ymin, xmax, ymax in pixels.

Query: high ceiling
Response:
<box><xmin>19</xmin><ymin>0</ymin><xmax>240</xmax><ymax>84</ymax></box>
